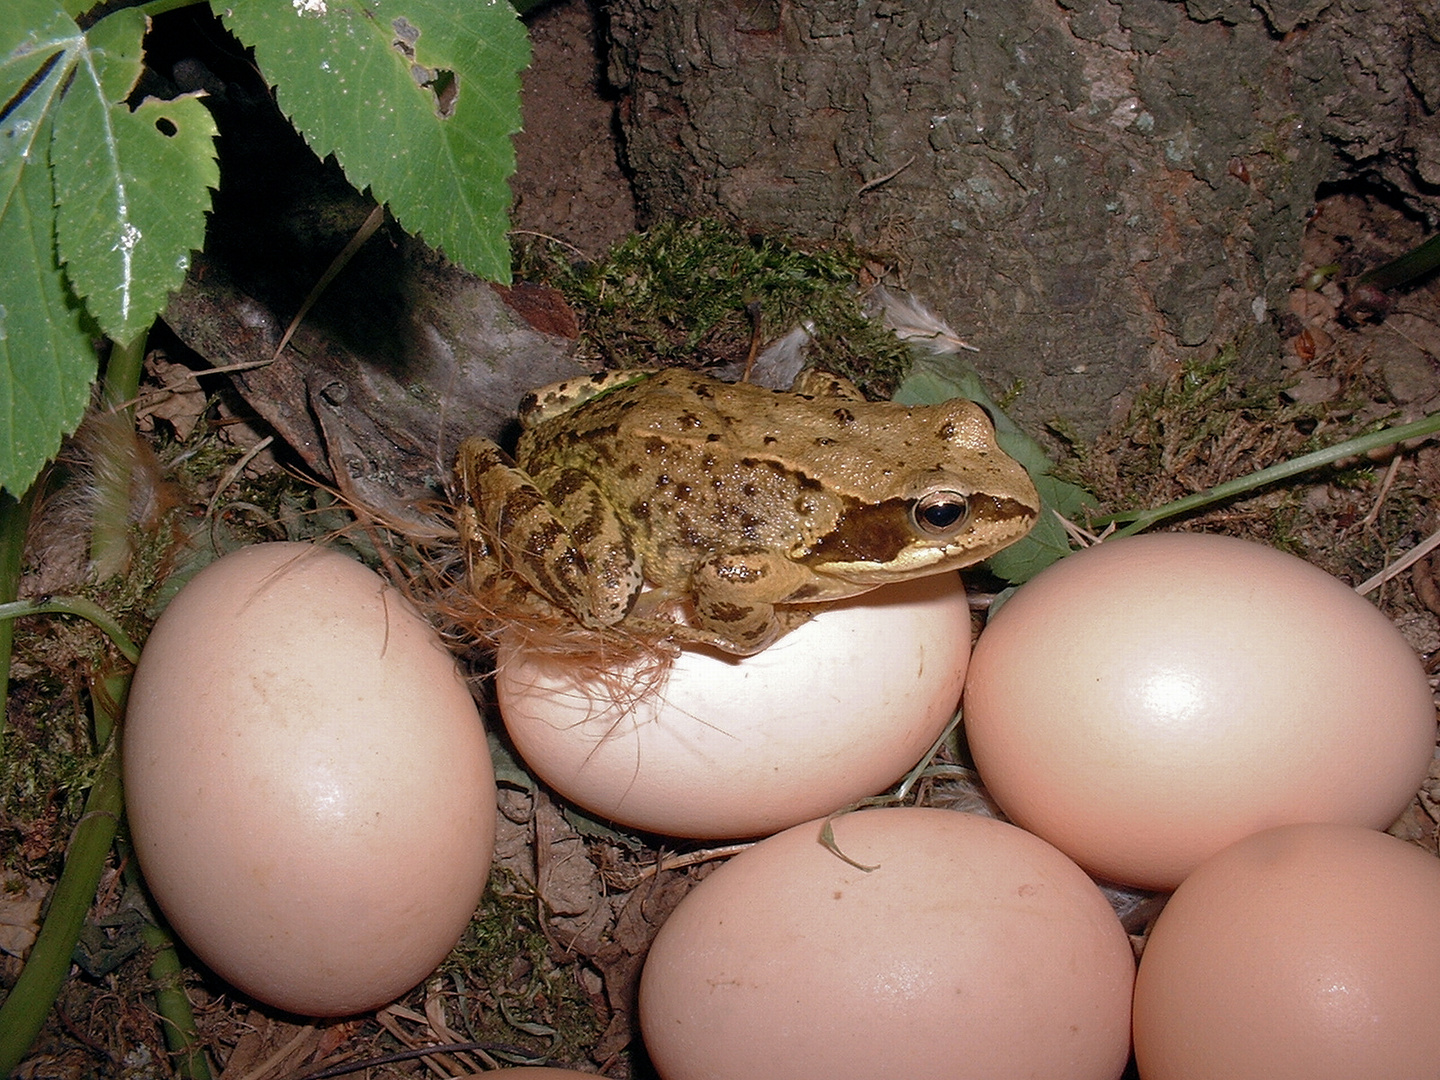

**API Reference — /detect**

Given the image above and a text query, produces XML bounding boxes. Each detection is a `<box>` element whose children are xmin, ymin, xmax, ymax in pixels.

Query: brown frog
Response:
<box><xmin>455</xmin><ymin>368</ymin><xmax>1039</xmax><ymax>655</ymax></box>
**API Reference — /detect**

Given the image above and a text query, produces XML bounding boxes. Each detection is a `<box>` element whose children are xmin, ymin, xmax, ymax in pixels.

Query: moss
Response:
<box><xmin>519</xmin><ymin>218</ymin><xmax>913</xmax><ymax>398</ymax></box>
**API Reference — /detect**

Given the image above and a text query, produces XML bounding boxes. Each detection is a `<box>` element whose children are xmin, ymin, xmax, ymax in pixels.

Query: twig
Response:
<box><xmin>1097</xmin><ymin>411</ymin><xmax>1440</xmax><ymax>537</ymax></box>
<box><xmin>206</xmin><ymin>436</ymin><xmax>275</xmax><ymax>520</ymax></box>
<box><xmin>857</xmin><ymin>155</ymin><xmax>917</xmax><ymax>194</ymax></box>
<box><xmin>508</xmin><ymin>228</ymin><xmax>591</xmax><ymax>262</ymax></box>
<box><xmin>0</xmin><ymin>597</ymin><xmax>141</xmax><ymax>663</ymax></box>
<box><xmin>230</xmin><ymin>1025</ymin><xmax>316</xmax><ymax>1080</ymax></box>
<box><xmin>1359</xmin><ymin>454</ymin><xmax>1403</xmax><ymax>528</ymax></box>
<box><xmin>1354</xmin><ymin>525</ymin><xmax>1440</xmax><ymax>596</ymax></box>
<box><xmin>273</xmin><ymin>205</ymin><xmax>387</xmax><ymax>361</ymax></box>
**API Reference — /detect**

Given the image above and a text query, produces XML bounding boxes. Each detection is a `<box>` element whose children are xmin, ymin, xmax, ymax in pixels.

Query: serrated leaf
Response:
<box><xmin>223</xmin><ymin>0</ymin><xmax>528</xmax><ymax>282</ymax></box>
<box><xmin>0</xmin><ymin>0</ymin><xmax>95</xmax><ymax>494</ymax></box>
<box><xmin>51</xmin><ymin>7</ymin><xmax>218</xmax><ymax>346</ymax></box>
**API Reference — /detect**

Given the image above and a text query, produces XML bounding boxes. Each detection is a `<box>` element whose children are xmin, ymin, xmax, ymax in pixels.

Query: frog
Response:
<box><xmin>454</xmin><ymin>367</ymin><xmax>1040</xmax><ymax>656</ymax></box>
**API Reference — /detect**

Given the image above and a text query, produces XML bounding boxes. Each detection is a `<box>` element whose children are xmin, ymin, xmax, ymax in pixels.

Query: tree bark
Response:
<box><xmin>606</xmin><ymin>0</ymin><xmax>1440</xmax><ymax>435</ymax></box>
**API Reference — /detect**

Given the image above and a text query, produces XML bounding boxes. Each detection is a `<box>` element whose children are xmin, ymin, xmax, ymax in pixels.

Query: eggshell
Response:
<box><xmin>962</xmin><ymin>532</ymin><xmax>1437</xmax><ymax>890</ymax></box>
<box><xmin>1133</xmin><ymin>823</ymin><xmax>1440</xmax><ymax>1079</ymax></box>
<box><xmin>639</xmin><ymin>806</ymin><xmax>1136</xmax><ymax>1080</ymax></box>
<box><xmin>496</xmin><ymin>574</ymin><xmax>971</xmax><ymax>839</ymax></box>
<box><xmin>124</xmin><ymin>543</ymin><xmax>496</xmax><ymax>1017</ymax></box>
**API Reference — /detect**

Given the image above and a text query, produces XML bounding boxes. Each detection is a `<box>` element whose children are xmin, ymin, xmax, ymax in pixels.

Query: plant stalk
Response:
<box><xmin>1097</xmin><ymin>411</ymin><xmax>1440</xmax><ymax>538</ymax></box>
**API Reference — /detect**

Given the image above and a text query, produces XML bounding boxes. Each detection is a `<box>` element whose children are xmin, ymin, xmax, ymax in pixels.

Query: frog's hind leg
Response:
<box><xmin>456</xmin><ymin>438</ymin><xmax>640</xmax><ymax>628</ymax></box>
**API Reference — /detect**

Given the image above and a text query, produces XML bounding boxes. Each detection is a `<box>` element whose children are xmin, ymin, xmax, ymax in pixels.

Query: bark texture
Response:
<box><xmin>607</xmin><ymin>0</ymin><xmax>1440</xmax><ymax>434</ymax></box>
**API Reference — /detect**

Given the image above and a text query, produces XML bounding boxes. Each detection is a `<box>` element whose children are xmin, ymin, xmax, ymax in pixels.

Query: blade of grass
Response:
<box><xmin>1096</xmin><ymin>411</ymin><xmax>1440</xmax><ymax>538</ymax></box>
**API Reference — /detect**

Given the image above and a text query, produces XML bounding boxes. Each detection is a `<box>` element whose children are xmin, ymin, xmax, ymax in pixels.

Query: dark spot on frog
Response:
<box><xmin>642</xmin><ymin>436</ymin><xmax>668</xmax><ymax>456</ymax></box>
<box><xmin>763</xmin><ymin>434</ymin><xmax>778</xmax><ymax>445</ymax></box>
<box><xmin>570</xmin><ymin>514</ymin><xmax>603</xmax><ymax>546</ymax></box>
<box><xmin>804</xmin><ymin>498</ymin><xmax>915</xmax><ymax>564</ymax></box>
<box><xmin>673</xmin><ymin>512</ymin><xmax>709</xmax><ymax>549</ymax></box>
<box><xmin>678</xmin><ymin>411</ymin><xmax>704</xmax><ymax>429</ymax></box>
<box><xmin>706</xmin><ymin>432</ymin><xmax>722</xmax><ymax>442</ymax></box>
<box><xmin>832</xmin><ymin>407</ymin><xmax>855</xmax><ymax>425</ymax></box>
<box><xmin>693</xmin><ymin>381</ymin><xmax>715</xmax><ymax>399</ymax></box>
<box><xmin>704</xmin><ymin>600</ymin><xmax>752</xmax><ymax>624</ymax></box>
<box><xmin>741</xmin><ymin>482</ymin><xmax>758</xmax><ymax>499</ymax></box>
<box><xmin>832</xmin><ymin>890</ymin><xmax>843</xmax><ymax>900</ymax></box>
<box><xmin>547</xmin><ymin>468</ymin><xmax>590</xmax><ymax>501</ymax></box>
<box><xmin>629</xmin><ymin>499</ymin><xmax>651</xmax><ymax>521</ymax></box>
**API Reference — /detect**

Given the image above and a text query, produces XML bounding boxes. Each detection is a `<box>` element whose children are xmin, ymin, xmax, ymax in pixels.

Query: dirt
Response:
<box><xmin>509</xmin><ymin>1</ymin><xmax>638</xmax><ymax>261</ymax></box>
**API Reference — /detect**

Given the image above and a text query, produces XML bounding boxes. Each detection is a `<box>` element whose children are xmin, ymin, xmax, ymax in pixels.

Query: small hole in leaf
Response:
<box><xmin>155</xmin><ymin>117</ymin><xmax>177</xmax><ymax>137</ymax></box>
<box><xmin>431</xmin><ymin>69</ymin><xmax>457</xmax><ymax>118</ymax></box>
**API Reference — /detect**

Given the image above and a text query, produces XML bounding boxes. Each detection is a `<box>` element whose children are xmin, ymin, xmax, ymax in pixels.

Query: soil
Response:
<box><xmin>509</xmin><ymin>1</ymin><xmax>638</xmax><ymax>260</ymax></box>
<box><xmin>4</xmin><ymin>2</ymin><xmax>1440</xmax><ymax>1079</ymax></box>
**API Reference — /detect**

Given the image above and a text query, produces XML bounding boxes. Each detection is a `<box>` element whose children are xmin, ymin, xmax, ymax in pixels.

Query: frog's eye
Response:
<box><xmin>911</xmin><ymin>490</ymin><xmax>971</xmax><ymax>537</ymax></box>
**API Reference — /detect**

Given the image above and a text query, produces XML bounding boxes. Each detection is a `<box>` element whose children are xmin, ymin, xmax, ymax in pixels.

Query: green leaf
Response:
<box><xmin>222</xmin><ymin>0</ymin><xmax>529</xmax><ymax>282</ymax></box>
<box><xmin>0</xmin><ymin>0</ymin><xmax>219</xmax><ymax>495</ymax></box>
<box><xmin>984</xmin><ymin>473</ymin><xmax>1088</xmax><ymax>583</ymax></box>
<box><xmin>0</xmin><ymin>0</ymin><xmax>93</xmax><ymax>495</ymax></box>
<box><xmin>51</xmin><ymin>7</ymin><xmax>219</xmax><ymax>346</ymax></box>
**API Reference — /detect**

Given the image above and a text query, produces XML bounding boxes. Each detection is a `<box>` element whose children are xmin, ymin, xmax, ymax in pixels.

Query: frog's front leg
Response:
<box><xmin>455</xmin><ymin>437</ymin><xmax>642</xmax><ymax>628</ymax></box>
<box><xmin>683</xmin><ymin>553</ymin><xmax>821</xmax><ymax>655</ymax></box>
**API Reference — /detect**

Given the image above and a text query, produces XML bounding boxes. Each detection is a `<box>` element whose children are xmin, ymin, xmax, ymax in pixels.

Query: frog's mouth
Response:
<box><xmin>800</xmin><ymin>494</ymin><xmax>1038</xmax><ymax>578</ymax></box>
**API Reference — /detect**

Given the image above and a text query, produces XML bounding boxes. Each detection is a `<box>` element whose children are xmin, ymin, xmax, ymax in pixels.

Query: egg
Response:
<box><xmin>638</xmin><ymin>806</ymin><xmax>1136</xmax><ymax>1080</ymax></box>
<box><xmin>496</xmin><ymin>574</ymin><xmax>972</xmax><ymax>839</ymax></box>
<box><xmin>124</xmin><ymin>543</ymin><xmax>496</xmax><ymax>1016</ymax></box>
<box><xmin>962</xmin><ymin>532</ymin><xmax>1436</xmax><ymax>890</ymax></box>
<box><xmin>1132</xmin><ymin>822</ymin><xmax>1440</xmax><ymax>1079</ymax></box>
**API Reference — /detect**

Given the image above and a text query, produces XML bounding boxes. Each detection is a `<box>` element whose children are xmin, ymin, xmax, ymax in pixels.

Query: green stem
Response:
<box><xmin>0</xmin><ymin>486</ymin><xmax>34</xmax><ymax>750</ymax></box>
<box><xmin>1096</xmin><ymin>411</ymin><xmax>1440</xmax><ymax>538</ymax></box>
<box><xmin>0</xmin><ymin>597</ymin><xmax>141</xmax><ymax>666</ymax></box>
<box><xmin>0</xmin><ymin>719</ymin><xmax>123</xmax><ymax>1077</ymax></box>
<box><xmin>141</xmin><ymin>917</ymin><xmax>212</xmax><ymax>1080</ymax></box>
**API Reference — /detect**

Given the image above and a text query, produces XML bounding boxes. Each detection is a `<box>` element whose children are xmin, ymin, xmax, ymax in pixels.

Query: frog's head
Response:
<box><xmin>797</xmin><ymin>393</ymin><xmax>1042</xmax><ymax>583</ymax></box>
<box><xmin>798</xmin><ymin>467</ymin><xmax>1038</xmax><ymax>583</ymax></box>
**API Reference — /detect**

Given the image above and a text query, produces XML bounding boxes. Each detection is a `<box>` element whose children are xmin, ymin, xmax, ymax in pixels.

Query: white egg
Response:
<box><xmin>124</xmin><ymin>543</ymin><xmax>496</xmax><ymax>1016</ymax></box>
<box><xmin>963</xmin><ymin>532</ymin><xmax>1437</xmax><ymax>890</ymax></box>
<box><xmin>496</xmin><ymin>574</ymin><xmax>973</xmax><ymax>838</ymax></box>
<box><xmin>639</xmin><ymin>807</ymin><xmax>1136</xmax><ymax>1080</ymax></box>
